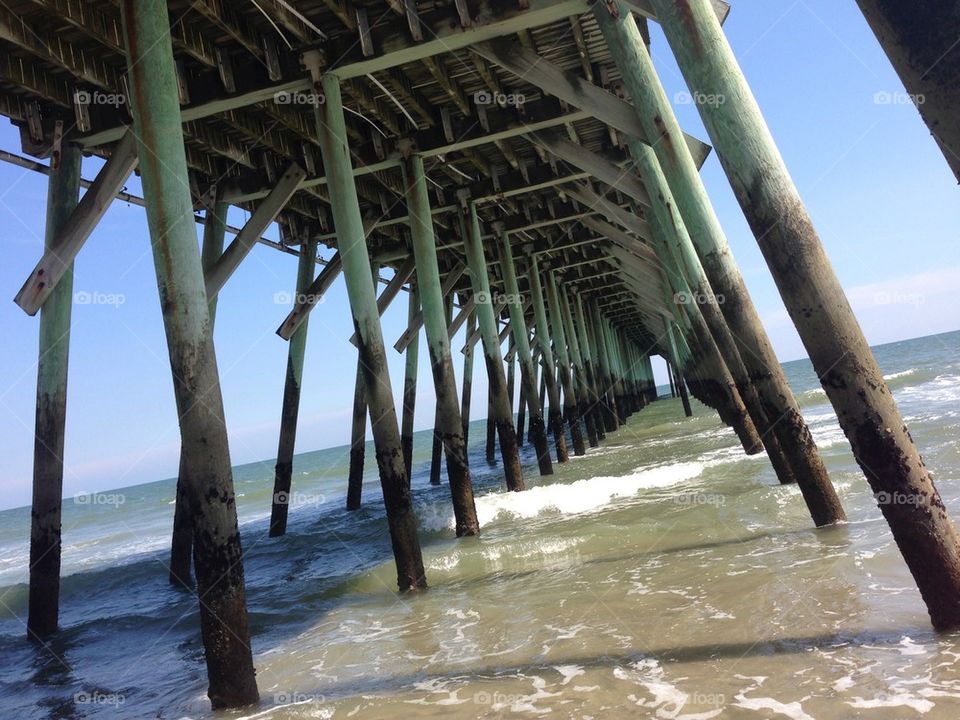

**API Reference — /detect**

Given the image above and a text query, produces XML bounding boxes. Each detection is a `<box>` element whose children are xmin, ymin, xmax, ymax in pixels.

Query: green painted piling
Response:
<box><xmin>463</xmin><ymin>202</ymin><xmax>524</xmax><ymax>491</ymax></box>
<box><xmin>544</xmin><ymin>269</ymin><xmax>587</xmax><ymax>455</ymax></box>
<box><xmin>121</xmin><ymin>0</ymin><xmax>258</xmax><ymax>706</ymax></box>
<box><xmin>270</xmin><ymin>237</ymin><xmax>319</xmax><ymax>535</ymax></box>
<box><xmin>312</xmin><ymin>69</ymin><xmax>425</xmax><ymax>590</ymax></box>
<box><xmin>527</xmin><ymin>256</ymin><xmax>569</xmax><ymax>462</ymax></box>
<box><xmin>404</xmin><ymin>154</ymin><xmax>479</xmax><ymax>534</ymax></box>
<box><xmin>496</xmin><ymin>230</ymin><xmax>553</xmax><ymax>475</ymax></box>
<box><xmin>27</xmin><ymin>142</ymin><xmax>81</xmax><ymax>640</ymax></box>
<box><xmin>401</xmin><ymin>286</ymin><xmax>420</xmax><ymax>480</ymax></box>
<box><xmin>595</xmin><ymin>3</ymin><xmax>842</xmax><ymax>527</ymax></box>
<box><xmin>654</xmin><ymin>0</ymin><xmax>960</xmax><ymax>626</ymax></box>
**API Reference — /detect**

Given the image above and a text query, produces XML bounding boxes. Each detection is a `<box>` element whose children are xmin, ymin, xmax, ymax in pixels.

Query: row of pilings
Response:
<box><xmin>16</xmin><ymin>0</ymin><xmax>960</xmax><ymax>711</ymax></box>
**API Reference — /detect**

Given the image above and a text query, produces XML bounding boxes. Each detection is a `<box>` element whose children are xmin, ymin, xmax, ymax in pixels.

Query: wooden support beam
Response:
<box><xmin>310</xmin><ymin>64</ymin><xmax>425</xmax><ymax>590</ymax></box>
<box><xmin>495</xmin><ymin>225</ymin><xmax>553</xmax><ymax>475</ymax></box>
<box><xmin>15</xmin><ymin>131</ymin><xmax>138</xmax><ymax>316</ymax></box>
<box><xmin>526</xmin><ymin>255</ymin><xmax>569</xmax><ymax>462</ymax></box>
<box><xmin>543</xmin><ymin>267</ymin><xmax>586</xmax><ymax>455</ymax></box>
<box><xmin>276</xmin><ymin>252</ymin><xmax>342</xmax><ymax>340</ymax></box>
<box><xmin>400</xmin><ymin>285</ymin><xmax>420</xmax><ymax>476</ymax></box>
<box><xmin>204</xmin><ymin>163</ymin><xmax>306</xmax><ymax>299</ymax></box>
<box><xmin>595</xmin><ymin>4</ymin><xmax>845</xmax><ymax>527</ymax></box>
<box><xmin>402</xmin><ymin>154</ymin><xmax>478</xmax><ymax>534</ymax></box>
<box><xmin>121</xmin><ymin>0</ymin><xmax>258</xmax><ymax>707</ymax></box>
<box><xmin>394</xmin><ymin>262</ymin><xmax>466</xmax><ymax>352</ymax></box>
<box><xmin>348</xmin><ymin>256</ymin><xmax>416</xmax><ymax>346</ymax></box>
<box><xmin>269</xmin><ymin>236</ymin><xmax>319</xmax><ymax>536</ymax></box>
<box><xmin>473</xmin><ymin>39</ymin><xmax>712</xmax><ymax>168</ymax></box>
<box><xmin>653</xmin><ymin>0</ymin><xmax>960</xmax><ymax>628</ymax></box>
<box><xmin>27</xmin><ymin>141</ymin><xmax>81</xmax><ymax>640</ymax></box>
<box><xmin>463</xmin><ymin>201</ymin><xmax>525</xmax><ymax>491</ymax></box>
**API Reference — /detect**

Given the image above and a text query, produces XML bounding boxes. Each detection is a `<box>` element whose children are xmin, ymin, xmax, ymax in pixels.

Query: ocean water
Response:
<box><xmin>1</xmin><ymin>330</ymin><xmax>959</xmax><ymax>719</ymax></box>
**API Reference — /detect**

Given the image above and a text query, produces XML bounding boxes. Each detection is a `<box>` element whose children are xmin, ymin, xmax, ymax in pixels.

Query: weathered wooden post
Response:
<box><xmin>346</xmin><ymin>260</ymin><xmax>379</xmax><ymax>510</ymax></box>
<box><xmin>27</xmin><ymin>141</ymin><xmax>81</xmax><ymax>640</ymax></box>
<box><xmin>652</xmin><ymin>0</ymin><xmax>960</xmax><ymax>628</ymax></box>
<box><xmin>572</xmin><ymin>292</ymin><xmax>610</xmax><ymax>439</ymax></box>
<box><xmin>495</xmin><ymin>226</ymin><xmax>553</xmax><ymax>475</ymax></box>
<box><xmin>485</xmin><ymin>387</ymin><xmax>497</xmax><ymax>464</ymax></box>
<box><xmin>543</xmin><ymin>267</ymin><xmax>587</xmax><ymax>455</ymax></box>
<box><xmin>854</xmin><ymin>0</ymin><xmax>960</xmax><ymax>182</ymax></box>
<box><xmin>665</xmin><ymin>320</ymin><xmax>693</xmax><ymax>417</ymax></box>
<box><xmin>558</xmin><ymin>284</ymin><xmax>600</xmax><ymax>447</ymax></box>
<box><xmin>401</xmin><ymin>286</ymin><xmax>420</xmax><ymax>479</ymax></box>
<box><xmin>121</xmin><ymin>0</ymin><xmax>258</xmax><ymax>706</ymax></box>
<box><xmin>460</xmin><ymin>296</ymin><xmax>476</xmax><ymax>444</ymax></box>
<box><xmin>402</xmin><ymin>154</ymin><xmax>479</xmax><ymax>534</ymax></box>
<box><xmin>587</xmin><ymin>304</ymin><xmax>619</xmax><ymax>432</ymax></box>
<box><xmin>269</xmin><ymin>236</ymin><xmax>319</xmax><ymax>536</ymax></box>
<box><xmin>307</xmin><ymin>56</ymin><xmax>425</xmax><ymax>590</ymax></box>
<box><xmin>595</xmin><ymin>4</ymin><xmax>844</xmax><ymax>527</ymax></box>
<box><xmin>527</xmin><ymin>256</ymin><xmax>570</xmax><ymax>462</ymax></box>
<box><xmin>516</xmin><ymin>379</ymin><xmax>527</xmax><ymax>448</ymax></box>
<box><xmin>462</xmin><ymin>200</ymin><xmax>525</xmax><ymax>491</ymax></box>
<box><xmin>170</xmin><ymin>196</ymin><xmax>228</xmax><ymax>584</ymax></box>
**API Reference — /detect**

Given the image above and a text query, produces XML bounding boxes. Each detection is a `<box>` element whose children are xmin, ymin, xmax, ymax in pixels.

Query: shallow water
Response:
<box><xmin>1</xmin><ymin>331</ymin><xmax>959</xmax><ymax>719</ymax></box>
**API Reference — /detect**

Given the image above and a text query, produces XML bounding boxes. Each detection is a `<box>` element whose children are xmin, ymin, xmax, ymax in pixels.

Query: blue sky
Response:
<box><xmin>1</xmin><ymin>0</ymin><xmax>957</xmax><ymax>510</ymax></box>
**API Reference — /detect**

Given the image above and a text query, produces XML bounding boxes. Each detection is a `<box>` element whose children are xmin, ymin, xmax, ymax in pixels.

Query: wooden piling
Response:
<box><xmin>310</xmin><ymin>66</ymin><xmax>425</xmax><ymax>590</ymax></box>
<box><xmin>496</xmin><ymin>228</ymin><xmax>553</xmax><ymax>475</ymax></box>
<box><xmin>558</xmin><ymin>285</ymin><xmax>599</xmax><ymax>447</ymax></box>
<box><xmin>403</xmin><ymin>155</ymin><xmax>479</xmax><ymax>534</ymax></box>
<box><xmin>461</xmin><ymin>297</ymin><xmax>476</xmax><ymax>444</ymax></box>
<box><xmin>27</xmin><ymin>142</ymin><xmax>81</xmax><ymax>640</ymax></box>
<box><xmin>654</xmin><ymin>0</ymin><xmax>960</xmax><ymax>627</ymax></box>
<box><xmin>121</xmin><ymin>0</ymin><xmax>258</xmax><ymax>706</ymax></box>
<box><xmin>269</xmin><ymin>237</ymin><xmax>318</xmax><ymax>535</ymax></box>
<box><xmin>595</xmin><ymin>4</ymin><xmax>843</xmax><ymax>527</ymax></box>
<box><xmin>401</xmin><ymin>286</ymin><xmax>420</xmax><ymax>481</ymax></box>
<box><xmin>462</xmin><ymin>201</ymin><xmax>525</xmax><ymax>491</ymax></box>
<box><xmin>527</xmin><ymin>257</ymin><xmax>570</xmax><ymax>463</ymax></box>
<box><xmin>543</xmin><ymin>268</ymin><xmax>587</xmax><ymax>456</ymax></box>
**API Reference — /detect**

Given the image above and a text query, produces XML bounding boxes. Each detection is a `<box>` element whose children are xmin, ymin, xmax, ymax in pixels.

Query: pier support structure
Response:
<box><xmin>403</xmin><ymin>155</ymin><xmax>479</xmax><ymax>535</ymax></box>
<box><xmin>544</xmin><ymin>267</ymin><xmax>587</xmax><ymax>456</ymax></box>
<box><xmin>462</xmin><ymin>199</ymin><xmax>525</xmax><ymax>491</ymax></box>
<box><xmin>595</xmin><ymin>3</ymin><xmax>844</xmax><ymax>528</ymax></box>
<box><xmin>495</xmin><ymin>226</ymin><xmax>553</xmax><ymax>475</ymax></box>
<box><xmin>269</xmin><ymin>237</ymin><xmax>318</xmax><ymax>536</ymax></box>
<box><xmin>527</xmin><ymin>256</ymin><xmax>570</xmax><ymax>462</ymax></box>
<box><xmin>27</xmin><ymin>141</ymin><xmax>81</xmax><ymax>640</ymax></box>
<box><xmin>122</xmin><ymin>0</ymin><xmax>258</xmax><ymax>706</ymax></box>
<box><xmin>308</xmin><ymin>57</ymin><xmax>425</xmax><ymax>590</ymax></box>
<box><xmin>653</xmin><ymin>0</ymin><xmax>960</xmax><ymax>627</ymax></box>
<box><xmin>401</xmin><ymin>286</ymin><xmax>420</xmax><ymax>480</ymax></box>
